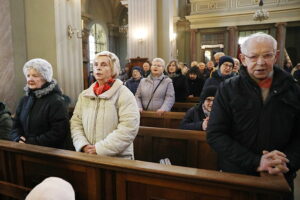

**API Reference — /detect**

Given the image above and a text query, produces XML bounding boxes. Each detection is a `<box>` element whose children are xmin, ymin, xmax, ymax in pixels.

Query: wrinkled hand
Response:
<box><xmin>139</xmin><ymin>108</ymin><xmax>143</xmax><ymax>113</ymax></box>
<box><xmin>202</xmin><ymin>117</ymin><xmax>209</xmax><ymax>131</ymax></box>
<box><xmin>19</xmin><ymin>136</ymin><xmax>26</xmax><ymax>144</ymax></box>
<box><xmin>188</xmin><ymin>95</ymin><xmax>194</xmax><ymax>98</ymax></box>
<box><xmin>257</xmin><ymin>150</ymin><xmax>289</xmax><ymax>175</ymax></box>
<box><xmin>156</xmin><ymin>109</ymin><xmax>165</xmax><ymax>116</ymax></box>
<box><xmin>82</xmin><ymin>145</ymin><xmax>96</xmax><ymax>154</ymax></box>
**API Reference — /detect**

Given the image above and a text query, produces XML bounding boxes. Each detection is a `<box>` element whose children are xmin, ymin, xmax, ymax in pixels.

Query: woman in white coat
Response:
<box><xmin>71</xmin><ymin>51</ymin><xmax>140</xmax><ymax>159</ymax></box>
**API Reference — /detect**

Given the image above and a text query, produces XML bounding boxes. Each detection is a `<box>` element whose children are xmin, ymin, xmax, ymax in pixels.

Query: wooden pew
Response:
<box><xmin>134</xmin><ymin>126</ymin><xmax>217</xmax><ymax>170</ymax></box>
<box><xmin>140</xmin><ymin>111</ymin><xmax>185</xmax><ymax>128</ymax></box>
<box><xmin>186</xmin><ymin>96</ymin><xmax>200</xmax><ymax>102</ymax></box>
<box><xmin>0</xmin><ymin>140</ymin><xmax>290</xmax><ymax>200</ymax></box>
<box><xmin>171</xmin><ymin>102</ymin><xmax>196</xmax><ymax>112</ymax></box>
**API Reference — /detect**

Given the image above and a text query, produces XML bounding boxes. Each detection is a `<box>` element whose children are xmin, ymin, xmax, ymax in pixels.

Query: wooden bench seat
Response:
<box><xmin>0</xmin><ymin>140</ymin><xmax>290</xmax><ymax>200</ymax></box>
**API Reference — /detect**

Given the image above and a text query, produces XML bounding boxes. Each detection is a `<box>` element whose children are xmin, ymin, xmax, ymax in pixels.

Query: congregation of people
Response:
<box><xmin>0</xmin><ymin>32</ymin><xmax>300</xmax><ymax>199</ymax></box>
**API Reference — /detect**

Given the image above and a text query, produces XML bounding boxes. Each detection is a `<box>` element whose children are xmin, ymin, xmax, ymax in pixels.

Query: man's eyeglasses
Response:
<box><xmin>244</xmin><ymin>53</ymin><xmax>275</xmax><ymax>62</ymax></box>
<box><xmin>221</xmin><ymin>63</ymin><xmax>233</xmax><ymax>68</ymax></box>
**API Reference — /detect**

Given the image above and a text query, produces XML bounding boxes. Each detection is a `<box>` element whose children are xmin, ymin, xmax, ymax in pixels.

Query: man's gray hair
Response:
<box><xmin>214</xmin><ymin>52</ymin><xmax>225</xmax><ymax>59</ymax></box>
<box><xmin>152</xmin><ymin>58</ymin><xmax>165</xmax><ymax>68</ymax></box>
<box><xmin>23</xmin><ymin>58</ymin><xmax>53</xmax><ymax>82</ymax></box>
<box><xmin>241</xmin><ymin>32</ymin><xmax>277</xmax><ymax>55</ymax></box>
<box><xmin>94</xmin><ymin>51</ymin><xmax>120</xmax><ymax>78</ymax></box>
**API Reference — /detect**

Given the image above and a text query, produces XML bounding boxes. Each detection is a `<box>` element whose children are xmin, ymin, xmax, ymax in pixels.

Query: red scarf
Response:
<box><xmin>93</xmin><ymin>79</ymin><xmax>115</xmax><ymax>96</ymax></box>
<box><xmin>258</xmin><ymin>77</ymin><xmax>273</xmax><ymax>89</ymax></box>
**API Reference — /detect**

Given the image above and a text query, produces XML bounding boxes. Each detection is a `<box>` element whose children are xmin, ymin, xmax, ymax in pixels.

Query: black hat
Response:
<box><xmin>132</xmin><ymin>66</ymin><xmax>142</xmax><ymax>74</ymax></box>
<box><xmin>200</xmin><ymin>86</ymin><xmax>218</xmax><ymax>103</ymax></box>
<box><xmin>219</xmin><ymin>56</ymin><xmax>234</xmax><ymax>67</ymax></box>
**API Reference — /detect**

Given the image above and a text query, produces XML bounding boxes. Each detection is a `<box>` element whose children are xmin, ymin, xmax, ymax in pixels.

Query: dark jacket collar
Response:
<box><xmin>24</xmin><ymin>80</ymin><xmax>61</xmax><ymax>98</ymax></box>
<box><xmin>240</xmin><ymin>65</ymin><xmax>294</xmax><ymax>92</ymax></box>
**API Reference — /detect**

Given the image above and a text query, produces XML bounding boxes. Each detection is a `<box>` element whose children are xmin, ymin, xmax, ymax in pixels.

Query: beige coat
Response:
<box><xmin>70</xmin><ymin>79</ymin><xmax>140</xmax><ymax>159</ymax></box>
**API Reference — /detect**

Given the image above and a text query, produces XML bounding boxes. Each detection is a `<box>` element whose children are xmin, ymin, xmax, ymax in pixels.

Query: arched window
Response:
<box><xmin>89</xmin><ymin>24</ymin><xmax>108</xmax><ymax>64</ymax></box>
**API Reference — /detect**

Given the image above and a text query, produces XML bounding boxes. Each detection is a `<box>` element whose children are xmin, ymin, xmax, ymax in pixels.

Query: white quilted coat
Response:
<box><xmin>70</xmin><ymin>79</ymin><xmax>140</xmax><ymax>159</ymax></box>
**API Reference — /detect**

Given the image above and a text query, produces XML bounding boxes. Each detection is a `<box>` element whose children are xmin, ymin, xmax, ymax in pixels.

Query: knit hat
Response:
<box><xmin>23</xmin><ymin>58</ymin><xmax>53</xmax><ymax>82</ymax></box>
<box><xmin>200</xmin><ymin>86</ymin><xmax>218</xmax><ymax>103</ymax></box>
<box><xmin>188</xmin><ymin>66</ymin><xmax>200</xmax><ymax>75</ymax></box>
<box><xmin>132</xmin><ymin>66</ymin><xmax>142</xmax><ymax>74</ymax></box>
<box><xmin>25</xmin><ymin>177</ymin><xmax>75</xmax><ymax>200</ymax></box>
<box><xmin>218</xmin><ymin>56</ymin><xmax>234</xmax><ymax>68</ymax></box>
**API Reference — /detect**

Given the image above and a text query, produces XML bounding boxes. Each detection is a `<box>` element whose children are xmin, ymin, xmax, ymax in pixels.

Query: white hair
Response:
<box><xmin>214</xmin><ymin>52</ymin><xmax>225</xmax><ymax>59</ymax></box>
<box><xmin>25</xmin><ymin>177</ymin><xmax>75</xmax><ymax>200</ymax></box>
<box><xmin>241</xmin><ymin>32</ymin><xmax>277</xmax><ymax>55</ymax></box>
<box><xmin>23</xmin><ymin>58</ymin><xmax>53</xmax><ymax>82</ymax></box>
<box><xmin>94</xmin><ymin>51</ymin><xmax>120</xmax><ymax>78</ymax></box>
<box><xmin>152</xmin><ymin>58</ymin><xmax>165</xmax><ymax>68</ymax></box>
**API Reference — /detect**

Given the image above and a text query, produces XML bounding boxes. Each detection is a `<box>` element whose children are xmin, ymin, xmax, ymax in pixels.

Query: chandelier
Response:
<box><xmin>253</xmin><ymin>0</ymin><xmax>269</xmax><ymax>21</ymax></box>
<box><xmin>119</xmin><ymin>18</ymin><xmax>128</xmax><ymax>34</ymax></box>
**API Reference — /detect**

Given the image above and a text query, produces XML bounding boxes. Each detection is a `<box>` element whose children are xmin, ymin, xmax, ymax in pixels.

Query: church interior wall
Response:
<box><xmin>6</xmin><ymin>0</ymin><xmax>27</xmax><ymax>112</ymax></box>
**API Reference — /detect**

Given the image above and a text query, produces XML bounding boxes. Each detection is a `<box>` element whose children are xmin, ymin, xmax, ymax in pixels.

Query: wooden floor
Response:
<box><xmin>295</xmin><ymin>171</ymin><xmax>300</xmax><ymax>199</ymax></box>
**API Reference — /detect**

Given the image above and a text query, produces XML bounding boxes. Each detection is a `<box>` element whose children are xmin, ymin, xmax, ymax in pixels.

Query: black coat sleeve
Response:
<box><xmin>9</xmin><ymin>98</ymin><xmax>25</xmax><ymax>142</ymax></box>
<box><xmin>206</xmin><ymin>83</ymin><xmax>261</xmax><ymax>172</ymax></box>
<box><xmin>283</xmin><ymin>86</ymin><xmax>300</xmax><ymax>172</ymax></box>
<box><xmin>0</xmin><ymin>113</ymin><xmax>13</xmax><ymax>140</ymax></box>
<box><xmin>180</xmin><ymin>107</ymin><xmax>203</xmax><ymax>130</ymax></box>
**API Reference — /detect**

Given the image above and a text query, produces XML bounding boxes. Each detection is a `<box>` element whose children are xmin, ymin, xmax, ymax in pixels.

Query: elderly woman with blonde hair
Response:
<box><xmin>10</xmin><ymin>58</ymin><xmax>69</xmax><ymax>148</ymax></box>
<box><xmin>135</xmin><ymin>58</ymin><xmax>175</xmax><ymax>115</ymax></box>
<box><xmin>71</xmin><ymin>51</ymin><xmax>139</xmax><ymax>159</ymax></box>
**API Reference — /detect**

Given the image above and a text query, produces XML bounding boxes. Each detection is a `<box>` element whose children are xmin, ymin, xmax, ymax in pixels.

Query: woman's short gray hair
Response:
<box><xmin>241</xmin><ymin>32</ymin><xmax>277</xmax><ymax>55</ymax></box>
<box><xmin>23</xmin><ymin>58</ymin><xmax>53</xmax><ymax>82</ymax></box>
<box><xmin>152</xmin><ymin>58</ymin><xmax>165</xmax><ymax>68</ymax></box>
<box><xmin>94</xmin><ymin>51</ymin><xmax>120</xmax><ymax>78</ymax></box>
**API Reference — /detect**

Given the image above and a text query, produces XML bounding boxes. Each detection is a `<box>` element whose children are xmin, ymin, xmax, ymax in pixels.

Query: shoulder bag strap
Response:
<box><xmin>145</xmin><ymin>77</ymin><xmax>165</xmax><ymax>110</ymax></box>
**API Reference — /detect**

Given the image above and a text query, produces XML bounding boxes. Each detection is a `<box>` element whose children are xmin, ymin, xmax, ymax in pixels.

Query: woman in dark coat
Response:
<box><xmin>180</xmin><ymin>86</ymin><xmax>217</xmax><ymax>130</ymax></box>
<box><xmin>186</xmin><ymin>66</ymin><xmax>204</xmax><ymax>97</ymax></box>
<box><xmin>10</xmin><ymin>58</ymin><xmax>69</xmax><ymax>148</ymax></box>
<box><xmin>166</xmin><ymin>60</ymin><xmax>189</xmax><ymax>102</ymax></box>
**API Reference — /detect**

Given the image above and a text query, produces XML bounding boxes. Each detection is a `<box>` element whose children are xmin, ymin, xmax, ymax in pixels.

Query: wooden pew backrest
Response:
<box><xmin>140</xmin><ymin>111</ymin><xmax>185</xmax><ymax>129</ymax></box>
<box><xmin>0</xmin><ymin>140</ymin><xmax>291</xmax><ymax>200</ymax></box>
<box><xmin>135</xmin><ymin>126</ymin><xmax>217</xmax><ymax>170</ymax></box>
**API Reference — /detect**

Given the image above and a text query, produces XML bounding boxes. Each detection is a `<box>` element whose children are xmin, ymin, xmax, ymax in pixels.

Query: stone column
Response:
<box><xmin>0</xmin><ymin>0</ymin><xmax>17</xmax><ymax>111</ymax></box>
<box><xmin>227</xmin><ymin>26</ymin><xmax>238</xmax><ymax>57</ymax></box>
<box><xmin>275</xmin><ymin>22</ymin><xmax>287</xmax><ymax>67</ymax></box>
<box><xmin>53</xmin><ymin>0</ymin><xmax>83</xmax><ymax>104</ymax></box>
<box><xmin>128</xmin><ymin>0</ymin><xmax>157</xmax><ymax>60</ymax></box>
<box><xmin>107</xmin><ymin>23</ymin><xmax>119</xmax><ymax>53</ymax></box>
<box><xmin>190</xmin><ymin>29</ymin><xmax>197</xmax><ymax>61</ymax></box>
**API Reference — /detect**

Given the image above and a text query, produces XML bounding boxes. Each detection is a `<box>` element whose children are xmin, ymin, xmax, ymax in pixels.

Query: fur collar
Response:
<box><xmin>24</xmin><ymin>80</ymin><xmax>58</xmax><ymax>98</ymax></box>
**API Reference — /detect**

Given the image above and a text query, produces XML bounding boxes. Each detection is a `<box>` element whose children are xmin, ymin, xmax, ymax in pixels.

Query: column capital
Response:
<box><xmin>275</xmin><ymin>22</ymin><xmax>287</xmax><ymax>28</ymax></box>
<box><xmin>226</xmin><ymin>26</ymin><xmax>238</xmax><ymax>31</ymax></box>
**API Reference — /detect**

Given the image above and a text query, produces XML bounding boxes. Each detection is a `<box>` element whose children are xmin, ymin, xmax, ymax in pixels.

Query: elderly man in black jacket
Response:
<box><xmin>207</xmin><ymin>32</ymin><xmax>300</xmax><ymax>200</ymax></box>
